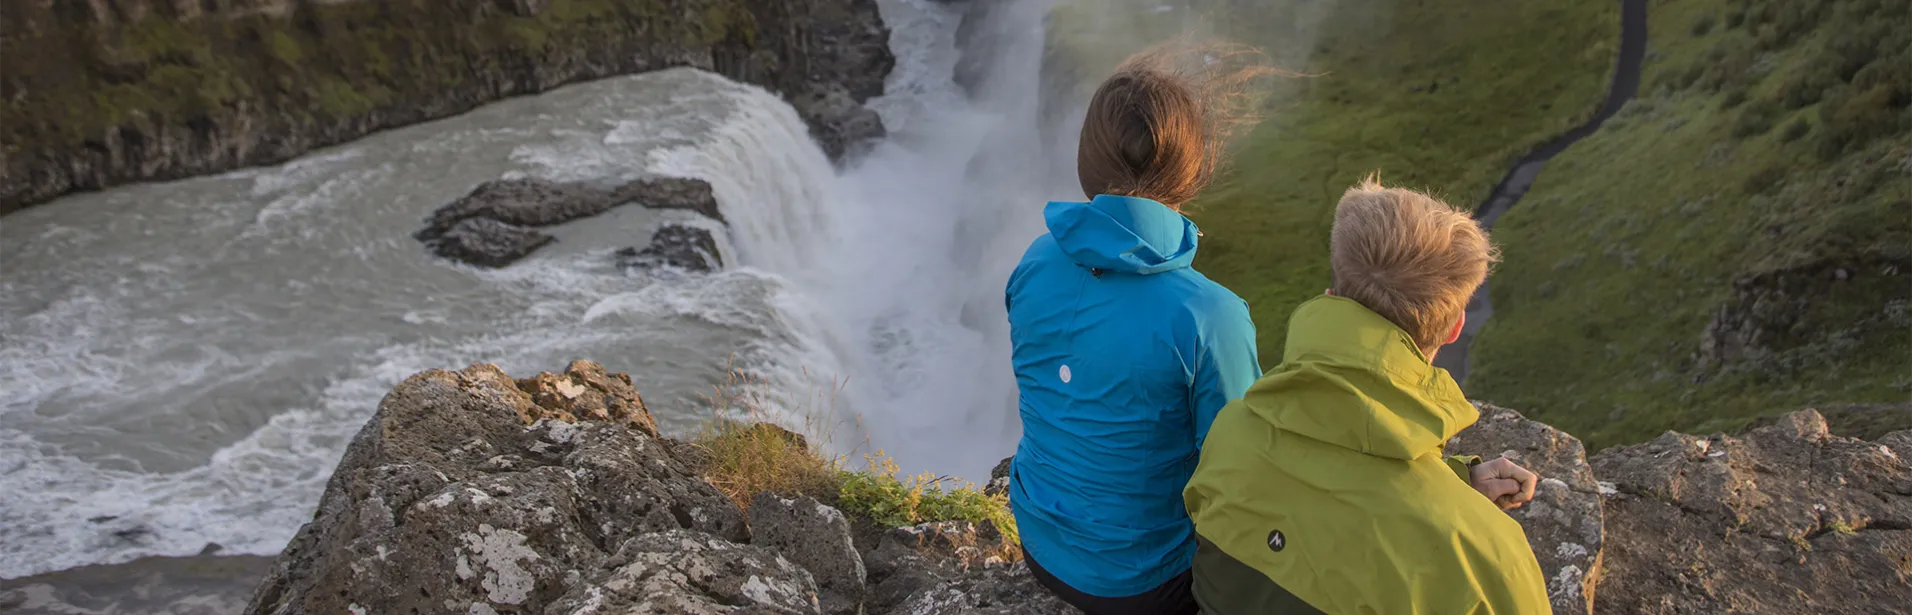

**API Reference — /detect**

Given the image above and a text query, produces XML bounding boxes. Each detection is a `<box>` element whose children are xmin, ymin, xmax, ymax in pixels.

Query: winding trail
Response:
<box><xmin>1435</xmin><ymin>0</ymin><xmax>1648</xmax><ymax>382</ymax></box>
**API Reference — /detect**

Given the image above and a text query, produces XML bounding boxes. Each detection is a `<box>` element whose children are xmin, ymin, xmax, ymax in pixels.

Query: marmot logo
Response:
<box><xmin>1267</xmin><ymin>529</ymin><xmax>1286</xmax><ymax>552</ymax></box>
<box><xmin>1059</xmin><ymin>364</ymin><xmax>1072</xmax><ymax>384</ymax></box>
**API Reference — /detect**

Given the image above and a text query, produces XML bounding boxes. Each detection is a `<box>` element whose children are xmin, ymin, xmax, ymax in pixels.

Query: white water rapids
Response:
<box><xmin>0</xmin><ymin>0</ymin><xmax>1092</xmax><ymax>578</ymax></box>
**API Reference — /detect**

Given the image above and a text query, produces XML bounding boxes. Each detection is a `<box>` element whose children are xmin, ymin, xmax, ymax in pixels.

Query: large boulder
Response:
<box><xmin>750</xmin><ymin>493</ymin><xmax>867</xmax><ymax>615</ymax></box>
<box><xmin>616</xmin><ymin>224</ymin><xmax>724</xmax><ymax>273</ymax></box>
<box><xmin>1446</xmin><ymin>403</ymin><xmax>1605</xmax><ymax>615</ymax></box>
<box><xmin>1591</xmin><ymin>410</ymin><xmax>1912</xmax><ymax>614</ymax></box>
<box><xmin>863</xmin><ymin>521</ymin><xmax>1076</xmax><ymax>615</ymax></box>
<box><xmin>416</xmin><ymin>177</ymin><xmax>721</xmax><ymax>267</ymax></box>
<box><xmin>431</xmin><ymin>218</ymin><xmax>557</xmax><ymax>269</ymax></box>
<box><xmin>245</xmin><ymin>361</ymin><xmax>746</xmax><ymax>615</ymax></box>
<box><xmin>544</xmin><ymin>529</ymin><xmax>822</xmax><ymax>615</ymax></box>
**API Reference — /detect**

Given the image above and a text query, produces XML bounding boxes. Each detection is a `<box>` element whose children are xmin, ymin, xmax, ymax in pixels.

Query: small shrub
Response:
<box><xmin>267</xmin><ymin>31</ymin><xmax>303</xmax><ymax>65</ymax></box>
<box><xmin>692</xmin><ymin>363</ymin><xmax>850</xmax><ymax>510</ymax></box>
<box><xmin>1721</xmin><ymin>89</ymin><xmax>1749</xmax><ymax>109</ymax></box>
<box><xmin>1778</xmin><ymin>69</ymin><xmax>1834</xmax><ymax>109</ymax></box>
<box><xmin>1743</xmin><ymin>163</ymin><xmax>1787</xmax><ymax>194</ymax></box>
<box><xmin>836</xmin><ymin>451</ymin><xmax>1020</xmax><ymax>548</ymax></box>
<box><xmin>1692</xmin><ymin>15</ymin><xmax>1716</xmax><ymax>36</ymax></box>
<box><xmin>1725</xmin><ymin>11</ymin><xmax>1746</xmax><ymax>29</ymax></box>
<box><xmin>1732</xmin><ymin>99</ymin><xmax>1782</xmax><ymax>138</ymax></box>
<box><xmin>1780</xmin><ymin>117</ymin><xmax>1811</xmax><ymax>142</ymax></box>
<box><xmin>697</xmin><ymin>419</ymin><xmax>841</xmax><ymax>510</ymax></box>
<box><xmin>1815</xmin><ymin>84</ymin><xmax>1902</xmax><ymax>157</ymax></box>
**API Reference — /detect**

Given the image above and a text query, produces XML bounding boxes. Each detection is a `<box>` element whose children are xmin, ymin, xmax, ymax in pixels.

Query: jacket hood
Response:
<box><xmin>1044</xmin><ymin>195</ymin><xmax>1199</xmax><ymax>275</ymax></box>
<box><xmin>1254</xmin><ymin>295</ymin><xmax>1477</xmax><ymax>460</ymax></box>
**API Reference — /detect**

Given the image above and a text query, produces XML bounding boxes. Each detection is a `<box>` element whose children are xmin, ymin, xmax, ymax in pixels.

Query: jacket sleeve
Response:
<box><xmin>1191</xmin><ymin>298</ymin><xmax>1262</xmax><ymax>449</ymax></box>
<box><xmin>1445</xmin><ymin>454</ymin><xmax>1481</xmax><ymax>483</ymax></box>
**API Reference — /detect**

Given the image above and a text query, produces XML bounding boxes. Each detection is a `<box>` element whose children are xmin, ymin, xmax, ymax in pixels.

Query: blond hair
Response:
<box><xmin>1329</xmin><ymin>176</ymin><xmax>1499</xmax><ymax>351</ymax></box>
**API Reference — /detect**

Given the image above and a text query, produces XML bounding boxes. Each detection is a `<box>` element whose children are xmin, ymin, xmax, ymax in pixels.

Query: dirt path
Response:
<box><xmin>1435</xmin><ymin>0</ymin><xmax>1649</xmax><ymax>382</ymax></box>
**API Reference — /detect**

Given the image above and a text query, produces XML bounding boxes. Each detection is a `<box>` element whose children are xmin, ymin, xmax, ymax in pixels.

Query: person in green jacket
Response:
<box><xmin>1184</xmin><ymin>177</ymin><xmax>1550</xmax><ymax>614</ymax></box>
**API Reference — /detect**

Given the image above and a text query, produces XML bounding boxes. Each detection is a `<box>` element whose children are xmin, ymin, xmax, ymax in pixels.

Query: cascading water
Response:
<box><xmin>808</xmin><ymin>0</ymin><xmax>1072</xmax><ymax>480</ymax></box>
<box><xmin>0</xmin><ymin>69</ymin><xmax>849</xmax><ymax>578</ymax></box>
<box><xmin>0</xmin><ymin>0</ymin><xmax>1084</xmax><ymax>579</ymax></box>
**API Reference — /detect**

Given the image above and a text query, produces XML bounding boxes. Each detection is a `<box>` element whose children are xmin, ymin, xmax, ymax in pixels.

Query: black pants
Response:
<box><xmin>1023</xmin><ymin>548</ymin><xmax>1198</xmax><ymax>615</ymax></box>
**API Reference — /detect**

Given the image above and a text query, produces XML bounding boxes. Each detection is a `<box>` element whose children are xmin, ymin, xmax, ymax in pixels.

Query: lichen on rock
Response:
<box><xmin>244</xmin><ymin>360</ymin><xmax>1911</xmax><ymax>615</ymax></box>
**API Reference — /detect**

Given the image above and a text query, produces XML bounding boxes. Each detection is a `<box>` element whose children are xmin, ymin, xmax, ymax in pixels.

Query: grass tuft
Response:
<box><xmin>687</xmin><ymin>361</ymin><xmax>1018</xmax><ymax>549</ymax></box>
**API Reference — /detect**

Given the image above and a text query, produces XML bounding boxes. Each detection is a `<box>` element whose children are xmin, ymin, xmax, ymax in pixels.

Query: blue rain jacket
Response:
<box><xmin>1005</xmin><ymin>195</ymin><xmax>1262</xmax><ymax>597</ymax></box>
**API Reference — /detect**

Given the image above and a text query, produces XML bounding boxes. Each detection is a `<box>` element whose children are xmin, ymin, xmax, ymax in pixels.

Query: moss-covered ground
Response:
<box><xmin>0</xmin><ymin>0</ymin><xmax>757</xmax><ymax>162</ymax></box>
<box><xmin>1049</xmin><ymin>0</ymin><xmax>1908</xmax><ymax>447</ymax></box>
<box><xmin>1467</xmin><ymin>0</ymin><xmax>1912</xmax><ymax>447</ymax></box>
<box><xmin>1049</xmin><ymin>0</ymin><xmax>1621</xmax><ymax>363</ymax></box>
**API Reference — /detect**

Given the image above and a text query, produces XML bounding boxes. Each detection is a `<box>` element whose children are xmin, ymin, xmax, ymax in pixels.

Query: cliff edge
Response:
<box><xmin>0</xmin><ymin>0</ymin><xmax>892</xmax><ymax>214</ymax></box>
<box><xmin>237</xmin><ymin>361</ymin><xmax>1909</xmax><ymax>614</ymax></box>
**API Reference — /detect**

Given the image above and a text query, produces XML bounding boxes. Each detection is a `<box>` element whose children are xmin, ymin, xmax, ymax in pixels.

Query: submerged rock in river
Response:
<box><xmin>416</xmin><ymin>177</ymin><xmax>721</xmax><ymax>267</ymax></box>
<box><xmin>616</xmin><ymin>224</ymin><xmax>724</xmax><ymax>273</ymax></box>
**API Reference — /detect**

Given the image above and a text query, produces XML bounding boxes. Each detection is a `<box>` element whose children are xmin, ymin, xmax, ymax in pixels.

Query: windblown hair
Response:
<box><xmin>1329</xmin><ymin>176</ymin><xmax>1500</xmax><ymax>352</ymax></box>
<box><xmin>1076</xmin><ymin>41</ymin><xmax>1280</xmax><ymax>209</ymax></box>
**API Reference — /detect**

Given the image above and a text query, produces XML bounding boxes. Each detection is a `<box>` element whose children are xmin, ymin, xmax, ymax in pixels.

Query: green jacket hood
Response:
<box><xmin>1183</xmin><ymin>295</ymin><xmax>1551</xmax><ymax>615</ymax></box>
<box><xmin>1262</xmin><ymin>295</ymin><xmax>1477</xmax><ymax>460</ymax></box>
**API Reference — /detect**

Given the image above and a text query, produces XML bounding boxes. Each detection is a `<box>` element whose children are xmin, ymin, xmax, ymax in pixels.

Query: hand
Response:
<box><xmin>1469</xmin><ymin>457</ymin><xmax>1538</xmax><ymax>510</ymax></box>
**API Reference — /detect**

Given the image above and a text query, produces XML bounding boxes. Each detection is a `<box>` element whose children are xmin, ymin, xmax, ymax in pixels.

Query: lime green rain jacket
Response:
<box><xmin>1184</xmin><ymin>296</ymin><xmax>1550</xmax><ymax>615</ymax></box>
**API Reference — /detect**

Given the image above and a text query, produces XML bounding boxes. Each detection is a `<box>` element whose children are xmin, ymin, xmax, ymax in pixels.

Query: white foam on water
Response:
<box><xmin>0</xmin><ymin>68</ymin><xmax>848</xmax><ymax>579</ymax></box>
<box><xmin>0</xmin><ymin>0</ymin><xmax>1096</xmax><ymax>577</ymax></box>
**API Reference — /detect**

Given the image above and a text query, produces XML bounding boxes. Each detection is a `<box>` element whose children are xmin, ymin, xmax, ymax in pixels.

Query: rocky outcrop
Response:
<box><xmin>862</xmin><ymin>522</ymin><xmax>1075</xmax><ymax>615</ymax></box>
<box><xmin>245</xmin><ymin>361</ymin><xmax>747</xmax><ymax>614</ymax></box>
<box><xmin>1447</xmin><ymin>403</ymin><xmax>1605</xmax><ymax>615</ymax></box>
<box><xmin>247</xmin><ymin>359</ymin><xmax>1911</xmax><ymax>615</ymax></box>
<box><xmin>616</xmin><ymin>224</ymin><xmax>724</xmax><ymax>273</ymax></box>
<box><xmin>247</xmin><ymin>360</ymin><xmax>1082</xmax><ymax>615</ymax></box>
<box><xmin>545</xmin><ymin>529</ymin><xmax>822</xmax><ymax>614</ymax></box>
<box><xmin>1697</xmin><ymin>255</ymin><xmax>1912</xmax><ymax>381</ymax></box>
<box><xmin>415</xmin><ymin>177</ymin><xmax>720</xmax><ymax>267</ymax></box>
<box><xmin>0</xmin><ymin>0</ymin><xmax>892</xmax><ymax>214</ymax></box>
<box><xmin>1590</xmin><ymin>409</ymin><xmax>1912</xmax><ymax>614</ymax></box>
<box><xmin>750</xmin><ymin>493</ymin><xmax>867</xmax><ymax>615</ymax></box>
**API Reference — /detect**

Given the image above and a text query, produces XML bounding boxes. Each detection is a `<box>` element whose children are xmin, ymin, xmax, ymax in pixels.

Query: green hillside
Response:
<box><xmin>1468</xmin><ymin>0</ymin><xmax>1912</xmax><ymax>448</ymax></box>
<box><xmin>1047</xmin><ymin>0</ymin><xmax>1621</xmax><ymax>363</ymax></box>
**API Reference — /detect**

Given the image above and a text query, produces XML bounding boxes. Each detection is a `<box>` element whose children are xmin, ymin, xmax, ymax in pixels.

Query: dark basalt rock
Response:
<box><xmin>429</xmin><ymin>218</ymin><xmax>555</xmax><ymax>269</ymax></box>
<box><xmin>417</xmin><ymin>176</ymin><xmax>721</xmax><ymax>267</ymax></box>
<box><xmin>615</xmin><ymin>224</ymin><xmax>723</xmax><ymax>273</ymax></box>
<box><xmin>1</xmin><ymin>0</ymin><xmax>893</xmax><ymax>214</ymax></box>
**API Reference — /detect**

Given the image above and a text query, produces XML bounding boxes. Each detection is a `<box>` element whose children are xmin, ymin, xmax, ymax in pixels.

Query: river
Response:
<box><xmin>0</xmin><ymin>0</ymin><xmax>1075</xmax><ymax>579</ymax></box>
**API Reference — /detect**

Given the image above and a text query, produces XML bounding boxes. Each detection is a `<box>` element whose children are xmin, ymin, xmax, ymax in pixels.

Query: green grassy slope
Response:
<box><xmin>1468</xmin><ymin>0</ymin><xmax>1912</xmax><ymax>448</ymax></box>
<box><xmin>1050</xmin><ymin>0</ymin><xmax>1621</xmax><ymax>363</ymax></box>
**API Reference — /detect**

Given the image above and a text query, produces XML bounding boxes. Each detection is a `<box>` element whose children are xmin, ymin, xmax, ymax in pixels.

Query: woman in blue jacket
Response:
<box><xmin>1005</xmin><ymin>45</ymin><xmax>1267</xmax><ymax>615</ymax></box>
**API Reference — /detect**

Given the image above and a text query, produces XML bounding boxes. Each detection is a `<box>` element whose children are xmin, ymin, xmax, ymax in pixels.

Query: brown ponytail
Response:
<box><xmin>1076</xmin><ymin>42</ymin><xmax>1281</xmax><ymax>210</ymax></box>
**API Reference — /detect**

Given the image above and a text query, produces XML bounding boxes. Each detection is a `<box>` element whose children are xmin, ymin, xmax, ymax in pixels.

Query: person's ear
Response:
<box><xmin>1444</xmin><ymin>314</ymin><xmax>1466</xmax><ymax>345</ymax></box>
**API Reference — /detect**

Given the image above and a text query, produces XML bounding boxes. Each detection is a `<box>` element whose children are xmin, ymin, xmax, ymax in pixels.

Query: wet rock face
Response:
<box><xmin>415</xmin><ymin>177</ymin><xmax>720</xmax><ymax>267</ymax></box>
<box><xmin>1446</xmin><ymin>403</ymin><xmax>1605</xmax><ymax>615</ymax></box>
<box><xmin>432</xmin><ymin>217</ymin><xmax>556</xmax><ymax>269</ymax></box>
<box><xmin>245</xmin><ymin>362</ymin><xmax>744</xmax><ymax>615</ymax></box>
<box><xmin>1591</xmin><ymin>410</ymin><xmax>1912</xmax><ymax>614</ymax></box>
<box><xmin>616</xmin><ymin>224</ymin><xmax>723</xmax><ymax>273</ymax></box>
